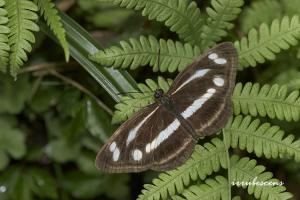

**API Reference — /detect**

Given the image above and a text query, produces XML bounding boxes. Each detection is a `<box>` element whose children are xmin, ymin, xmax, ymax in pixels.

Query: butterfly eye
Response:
<box><xmin>154</xmin><ymin>89</ymin><xmax>164</xmax><ymax>99</ymax></box>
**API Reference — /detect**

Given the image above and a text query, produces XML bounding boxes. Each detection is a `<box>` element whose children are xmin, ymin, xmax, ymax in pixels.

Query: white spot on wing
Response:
<box><xmin>208</xmin><ymin>88</ymin><xmax>216</xmax><ymax>93</ymax></box>
<box><xmin>126</xmin><ymin>107</ymin><xmax>158</xmax><ymax>146</ymax></box>
<box><xmin>215</xmin><ymin>58</ymin><xmax>227</xmax><ymax>64</ymax></box>
<box><xmin>145</xmin><ymin>143</ymin><xmax>151</xmax><ymax>153</ymax></box>
<box><xmin>173</xmin><ymin>69</ymin><xmax>210</xmax><ymax>94</ymax></box>
<box><xmin>181</xmin><ymin>88</ymin><xmax>216</xmax><ymax>119</ymax></box>
<box><xmin>113</xmin><ymin>147</ymin><xmax>120</xmax><ymax>161</ymax></box>
<box><xmin>132</xmin><ymin>149</ymin><xmax>143</xmax><ymax>161</ymax></box>
<box><xmin>208</xmin><ymin>52</ymin><xmax>227</xmax><ymax>65</ymax></box>
<box><xmin>208</xmin><ymin>53</ymin><xmax>218</xmax><ymax>60</ymax></box>
<box><xmin>109</xmin><ymin>142</ymin><xmax>117</xmax><ymax>152</ymax></box>
<box><xmin>213</xmin><ymin>77</ymin><xmax>224</xmax><ymax>86</ymax></box>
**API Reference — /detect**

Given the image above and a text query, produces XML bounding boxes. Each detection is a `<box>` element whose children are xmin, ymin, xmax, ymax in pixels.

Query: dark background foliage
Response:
<box><xmin>0</xmin><ymin>0</ymin><xmax>300</xmax><ymax>200</ymax></box>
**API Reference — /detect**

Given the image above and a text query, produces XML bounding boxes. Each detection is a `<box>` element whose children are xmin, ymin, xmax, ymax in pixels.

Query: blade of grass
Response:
<box><xmin>40</xmin><ymin>12</ymin><xmax>138</xmax><ymax>102</ymax></box>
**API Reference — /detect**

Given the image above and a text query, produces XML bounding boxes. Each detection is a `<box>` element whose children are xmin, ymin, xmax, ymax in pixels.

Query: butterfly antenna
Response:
<box><xmin>116</xmin><ymin>91</ymin><xmax>154</xmax><ymax>96</ymax></box>
<box><xmin>157</xmin><ymin>48</ymin><xmax>161</xmax><ymax>71</ymax></box>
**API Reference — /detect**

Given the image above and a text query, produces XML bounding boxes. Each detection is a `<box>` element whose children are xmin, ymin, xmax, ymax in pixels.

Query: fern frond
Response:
<box><xmin>225</xmin><ymin>115</ymin><xmax>300</xmax><ymax>162</ymax></box>
<box><xmin>34</xmin><ymin>0</ymin><xmax>69</xmax><ymax>61</ymax></box>
<box><xmin>138</xmin><ymin>138</ymin><xmax>227</xmax><ymax>200</ymax></box>
<box><xmin>232</xmin><ymin>82</ymin><xmax>300</xmax><ymax>121</ymax></box>
<box><xmin>240</xmin><ymin>0</ymin><xmax>282</xmax><ymax>33</ymax></box>
<box><xmin>200</xmin><ymin>0</ymin><xmax>244</xmax><ymax>49</ymax></box>
<box><xmin>235</xmin><ymin>15</ymin><xmax>300</xmax><ymax>69</ymax></box>
<box><xmin>99</xmin><ymin>0</ymin><xmax>203</xmax><ymax>46</ymax></box>
<box><xmin>0</xmin><ymin>0</ymin><xmax>10</xmax><ymax>71</ymax></box>
<box><xmin>231</xmin><ymin>156</ymin><xmax>293</xmax><ymax>200</ymax></box>
<box><xmin>5</xmin><ymin>0</ymin><xmax>39</xmax><ymax>77</ymax></box>
<box><xmin>172</xmin><ymin>176</ymin><xmax>229</xmax><ymax>200</ymax></box>
<box><xmin>112</xmin><ymin>76</ymin><xmax>172</xmax><ymax>124</ymax></box>
<box><xmin>90</xmin><ymin>35</ymin><xmax>200</xmax><ymax>73</ymax></box>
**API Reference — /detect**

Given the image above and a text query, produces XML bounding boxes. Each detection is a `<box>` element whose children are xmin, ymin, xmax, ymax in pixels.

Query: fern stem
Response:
<box><xmin>222</xmin><ymin>128</ymin><xmax>231</xmax><ymax>199</ymax></box>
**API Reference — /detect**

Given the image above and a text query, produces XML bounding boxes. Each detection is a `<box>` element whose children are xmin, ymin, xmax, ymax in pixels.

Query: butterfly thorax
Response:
<box><xmin>154</xmin><ymin>89</ymin><xmax>174</xmax><ymax>110</ymax></box>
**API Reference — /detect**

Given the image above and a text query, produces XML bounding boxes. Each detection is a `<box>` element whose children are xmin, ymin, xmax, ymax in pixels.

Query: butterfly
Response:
<box><xmin>96</xmin><ymin>42</ymin><xmax>237</xmax><ymax>173</ymax></box>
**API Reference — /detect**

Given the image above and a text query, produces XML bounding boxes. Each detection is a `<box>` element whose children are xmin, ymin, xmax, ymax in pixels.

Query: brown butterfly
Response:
<box><xmin>96</xmin><ymin>42</ymin><xmax>237</xmax><ymax>173</ymax></box>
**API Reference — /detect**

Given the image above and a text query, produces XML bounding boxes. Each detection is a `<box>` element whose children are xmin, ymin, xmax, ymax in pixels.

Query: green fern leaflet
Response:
<box><xmin>230</xmin><ymin>156</ymin><xmax>293</xmax><ymax>200</ymax></box>
<box><xmin>5</xmin><ymin>0</ymin><xmax>39</xmax><ymax>77</ymax></box>
<box><xmin>225</xmin><ymin>115</ymin><xmax>300</xmax><ymax>162</ymax></box>
<box><xmin>34</xmin><ymin>0</ymin><xmax>69</xmax><ymax>61</ymax></box>
<box><xmin>0</xmin><ymin>0</ymin><xmax>10</xmax><ymax>72</ymax></box>
<box><xmin>172</xmin><ymin>176</ymin><xmax>229</xmax><ymax>200</ymax></box>
<box><xmin>138</xmin><ymin>138</ymin><xmax>227</xmax><ymax>200</ymax></box>
<box><xmin>236</xmin><ymin>15</ymin><xmax>300</xmax><ymax>69</ymax></box>
<box><xmin>233</xmin><ymin>82</ymin><xmax>300</xmax><ymax>121</ymax></box>
<box><xmin>200</xmin><ymin>0</ymin><xmax>244</xmax><ymax>49</ymax></box>
<box><xmin>90</xmin><ymin>35</ymin><xmax>200</xmax><ymax>73</ymax></box>
<box><xmin>98</xmin><ymin>0</ymin><xmax>204</xmax><ymax>46</ymax></box>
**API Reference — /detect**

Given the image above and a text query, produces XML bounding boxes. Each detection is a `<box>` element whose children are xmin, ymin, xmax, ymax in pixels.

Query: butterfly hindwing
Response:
<box><xmin>95</xmin><ymin>104</ymin><xmax>196</xmax><ymax>172</ymax></box>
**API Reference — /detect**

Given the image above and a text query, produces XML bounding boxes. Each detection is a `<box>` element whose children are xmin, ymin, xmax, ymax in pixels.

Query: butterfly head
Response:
<box><xmin>154</xmin><ymin>89</ymin><xmax>172</xmax><ymax>107</ymax></box>
<box><xmin>154</xmin><ymin>89</ymin><xmax>164</xmax><ymax>100</ymax></box>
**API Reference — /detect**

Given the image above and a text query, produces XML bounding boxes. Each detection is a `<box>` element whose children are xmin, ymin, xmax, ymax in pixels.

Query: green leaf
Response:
<box><xmin>225</xmin><ymin>115</ymin><xmax>300</xmax><ymax>162</ymax></box>
<box><xmin>0</xmin><ymin>117</ymin><xmax>26</xmax><ymax>170</ymax></box>
<box><xmin>102</xmin><ymin>174</ymin><xmax>130</xmax><ymax>200</ymax></box>
<box><xmin>232</xmin><ymin>82</ymin><xmax>300</xmax><ymax>121</ymax></box>
<box><xmin>200</xmin><ymin>0</ymin><xmax>244</xmax><ymax>49</ymax></box>
<box><xmin>236</xmin><ymin>15</ymin><xmax>300</xmax><ymax>69</ymax></box>
<box><xmin>46</xmin><ymin>139</ymin><xmax>81</xmax><ymax>162</ymax></box>
<box><xmin>240</xmin><ymin>0</ymin><xmax>282</xmax><ymax>33</ymax></box>
<box><xmin>99</xmin><ymin>0</ymin><xmax>204</xmax><ymax>46</ymax></box>
<box><xmin>138</xmin><ymin>138</ymin><xmax>227</xmax><ymax>200</ymax></box>
<box><xmin>90</xmin><ymin>35</ymin><xmax>200</xmax><ymax>73</ymax></box>
<box><xmin>4</xmin><ymin>0</ymin><xmax>39</xmax><ymax>77</ymax></box>
<box><xmin>0</xmin><ymin>74</ymin><xmax>31</xmax><ymax>114</ymax></box>
<box><xmin>62</xmin><ymin>170</ymin><xmax>130</xmax><ymax>199</ymax></box>
<box><xmin>63</xmin><ymin>101</ymin><xmax>87</xmax><ymax>140</ymax></box>
<box><xmin>28</xmin><ymin>168</ymin><xmax>58</xmax><ymax>199</ymax></box>
<box><xmin>34</xmin><ymin>0</ymin><xmax>69</xmax><ymax>61</ymax></box>
<box><xmin>78</xmin><ymin>0</ymin><xmax>105</xmax><ymax>10</ymax></box>
<box><xmin>231</xmin><ymin>156</ymin><xmax>293</xmax><ymax>200</ymax></box>
<box><xmin>0</xmin><ymin>151</ymin><xmax>9</xmax><ymax>171</ymax></box>
<box><xmin>57</xmin><ymin>89</ymin><xmax>81</xmax><ymax>117</ymax></box>
<box><xmin>62</xmin><ymin>170</ymin><xmax>106</xmax><ymax>199</ymax></box>
<box><xmin>85</xmin><ymin>99</ymin><xmax>114</xmax><ymax>142</ymax></box>
<box><xmin>88</xmin><ymin>9</ymin><xmax>133</xmax><ymax>28</ymax></box>
<box><xmin>0</xmin><ymin>0</ymin><xmax>10</xmax><ymax>71</ymax></box>
<box><xmin>0</xmin><ymin>166</ymin><xmax>58</xmax><ymax>200</ymax></box>
<box><xmin>282</xmin><ymin>0</ymin><xmax>300</xmax><ymax>17</ymax></box>
<box><xmin>29</xmin><ymin>85</ymin><xmax>63</xmax><ymax>113</ymax></box>
<box><xmin>270</xmin><ymin>69</ymin><xmax>300</xmax><ymax>90</ymax></box>
<box><xmin>80</xmin><ymin>135</ymin><xmax>103</xmax><ymax>153</ymax></box>
<box><xmin>76</xmin><ymin>151</ymin><xmax>100</xmax><ymax>175</ymax></box>
<box><xmin>172</xmin><ymin>176</ymin><xmax>229</xmax><ymax>200</ymax></box>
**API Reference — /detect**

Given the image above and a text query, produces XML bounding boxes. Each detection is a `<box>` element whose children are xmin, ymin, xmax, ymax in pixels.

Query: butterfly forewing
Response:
<box><xmin>168</xmin><ymin>42</ymin><xmax>237</xmax><ymax>137</ymax></box>
<box><xmin>96</xmin><ymin>42</ymin><xmax>237</xmax><ymax>173</ymax></box>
